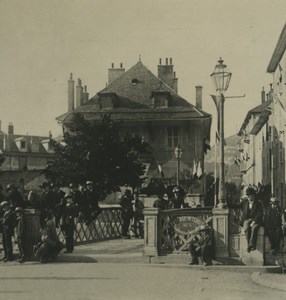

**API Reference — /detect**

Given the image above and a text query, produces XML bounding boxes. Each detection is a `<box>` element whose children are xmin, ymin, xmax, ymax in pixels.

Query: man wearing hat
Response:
<box><xmin>60</xmin><ymin>195</ymin><xmax>78</xmax><ymax>253</ymax></box>
<box><xmin>69</xmin><ymin>183</ymin><xmax>83</xmax><ymax>207</ymax></box>
<box><xmin>264</xmin><ymin>197</ymin><xmax>282</xmax><ymax>255</ymax></box>
<box><xmin>170</xmin><ymin>186</ymin><xmax>185</xmax><ymax>209</ymax></box>
<box><xmin>0</xmin><ymin>201</ymin><xmax>15</xmax><ymax>261</ymax></box>
<box><xmin>82</xmin><ymin>181</ymin><xmax>101</xmax><ymax>225</ymax></box>
<box><xmin>228</xmin><ymin>186</ymin><xmax>263</xmax><ymax>252</ymax></box>
<box><xmin>15</xmin><ymin>207</ymin><xmax>25</xmax><ymax>263</ymax></box>
<box><xmin>6</xmin><ymin>184</ymin><xmax>25</xmax><ymax>210</ymax></box>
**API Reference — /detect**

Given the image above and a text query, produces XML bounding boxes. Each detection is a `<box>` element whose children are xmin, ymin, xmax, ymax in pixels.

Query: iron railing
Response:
<box><xmin>57</xmin><ymin>205</ymin><xmax>123</xmax><ymax>244</ymax></box>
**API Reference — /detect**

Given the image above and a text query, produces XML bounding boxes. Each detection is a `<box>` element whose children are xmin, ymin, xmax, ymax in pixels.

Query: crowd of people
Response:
<box><xmin>1</xmin><ymin>180</ymin><xmax>286</xmax><ymax>265</ymax></box>
<box><xmin>0</xmin><ymin>180</ymin><xmax>102</xmax><ymax>263</ymax></box>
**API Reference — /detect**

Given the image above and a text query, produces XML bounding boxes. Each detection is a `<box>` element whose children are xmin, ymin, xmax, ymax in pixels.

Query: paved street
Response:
<box><xmin>0</xmin><ymin>262</ymin><xmax>285</xmax><ymax>300</ymax></box>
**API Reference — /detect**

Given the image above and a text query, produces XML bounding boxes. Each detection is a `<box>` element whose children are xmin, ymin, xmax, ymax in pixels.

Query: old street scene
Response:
<box><xmin>1</xmin><ymin>1</ymin><xmax>286</xmax><ymax>299</ymax></box>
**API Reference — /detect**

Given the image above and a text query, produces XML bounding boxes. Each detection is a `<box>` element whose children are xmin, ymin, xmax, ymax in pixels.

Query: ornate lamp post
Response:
<box><xmin>210</xmin><ymin>58</ymin><xmax>232</xmax><ymax>207</ymax></box>
<box><xmin>174</xmin><ymin>144</ymin><xmax>183</xmax><ymax>186</ymax></box>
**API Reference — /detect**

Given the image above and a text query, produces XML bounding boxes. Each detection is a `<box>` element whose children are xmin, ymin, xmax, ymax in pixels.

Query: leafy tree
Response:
<box><xmin>45</xmin><ymin>113</ymin><xmax>150</xmax><ymax>201</ymax></box>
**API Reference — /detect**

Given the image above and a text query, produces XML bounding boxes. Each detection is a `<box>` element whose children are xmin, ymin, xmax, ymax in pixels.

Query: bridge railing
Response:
<box><xmin>57</xmin><ymin>205</ymin><xmax>123</xmax><ymax>244</ymax></box>
<box><xmin>143</xmin><ymin>207</ymin><xmax>213</xmax><ymax>257</ymax></box>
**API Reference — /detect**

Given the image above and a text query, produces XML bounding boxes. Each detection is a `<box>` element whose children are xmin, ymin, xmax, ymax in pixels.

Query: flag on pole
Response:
<box><xmin>197</xmin><ymin>160</ymin><xmax>203</xmax><ymax>179</ymax></box>
<box><xmin>215</xmin><ymin>131</ymin><xmax>227</xmax><ymax>146</ymax></box>
<box><xmin>192</xmin><ymin>160</ymin><xmax>198</xmax><ymax>179</ymax></box>
<box><xmin>203</xmin><ymin>138</ymin><xmax>211</xmax><ymax>153</ymax></box>
<box><xmin>157</xmin><ymin>161</ymin><xmax>164</xmax><ymax>178</ymax></box>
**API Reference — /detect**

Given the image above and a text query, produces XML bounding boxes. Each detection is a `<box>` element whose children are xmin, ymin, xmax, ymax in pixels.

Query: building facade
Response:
<box><xmin>266</xmin><ymin>22</ymin><xmax>286</xmax><ymax>208</ymax></box>
<box><xmin>57</xmin><ymin>58</ymin><xmax>212</xmax><ymax>196</ymax></box>
<box><xmin>0</xmin><ymin>122</ymin><xmax>54</xmax><ymax>171</ymax></box>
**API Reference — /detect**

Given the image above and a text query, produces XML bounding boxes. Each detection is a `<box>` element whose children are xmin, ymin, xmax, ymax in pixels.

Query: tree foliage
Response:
<box><xmin>45</xmin><ymin>113</ymin><xmax>150</xmax><ymax>200</ymax></box>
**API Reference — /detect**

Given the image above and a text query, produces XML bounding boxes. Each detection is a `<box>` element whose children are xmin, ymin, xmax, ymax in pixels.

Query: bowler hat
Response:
<box><xmin>69</xmin><ymin>183</ymin><xmax>77</xmax><ymax>188</ymax></box>
<box><xmin>245</xmin><ymin>187</ymin><xmax>255</xmax><ymax>196</ymax></box>
<box><xmin>270</xmin><ymin>197</ymin><xmax>279</xmax><ymax>203</ymax></box>
<box><xmin>86</xmin><ymin>181</ymin><xmax>93</xmax><ymax>186</ymax></box>
<box><xmin>15</xmin><ymin>207</ymin><xmax>23</xmax><ymax>212</ymax></box>
<box><xmin>0</xmin><ymin>201</ymin><xmax>9</xmax><ymax>207</ymax></box>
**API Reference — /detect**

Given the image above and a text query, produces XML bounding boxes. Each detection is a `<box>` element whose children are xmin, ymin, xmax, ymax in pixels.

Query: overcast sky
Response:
<box><xmin>0</xmin><ymin>0</ymin><xmax>286</xmax><ymax>142</ymax></box>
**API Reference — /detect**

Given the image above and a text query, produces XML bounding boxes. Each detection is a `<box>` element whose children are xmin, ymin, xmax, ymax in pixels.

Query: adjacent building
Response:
<box><xmin>56</xmin><ymin>58</ymin><xmax>212</xmax><ymax>196</ymax></box>
<box><xmin>238</xmin><ymin>22</ymin><xmax>286</xmax><ymax>208</ymax></box>
<box><xmin>0</xmin><ymin>122</ymin><xmax>54</xmax><ymax>191</ymax></box>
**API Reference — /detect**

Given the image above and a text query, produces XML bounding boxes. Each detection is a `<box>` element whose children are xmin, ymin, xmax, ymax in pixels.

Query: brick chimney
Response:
<box><xmin>158</xmin><ymin>57</ymin><xmax>174</xmax><ymax>89</ymax></box>
<box><xmin>195</xmin><ymin>86</ymin><xmax>202</xmax><ymax>109</ymax></box>
<box><xmin>8</xmin><ymin>122</ymin><xmax>14</xmax><ymax>135</ymax></box>
<box><xmin>68</xmin><ymin>73</ymin><xmax>75</xmax><ymax>111</ymax></box>
<box><xmin>173</xmin><ymin>71</ymin><xmax>178</xmax><ymax>93</ymax></box>
<box><xmin>108</xmin><ymin>63</ymin><xmax>125</xmax><ymax>84</ymax></box>
<box><xmin>82</xmin><ymin>85</ymin><xmax>89</xmax><ymax>104</ymax></box>
<box><xmin>261</xmin><ymin>87</ymin><xmax>265</xmax><ymax>103</ymax></box>
<box><xmin>76</xmin><ymin>78</ymin><xmax>83</xmax><ymax>108</ymax></box>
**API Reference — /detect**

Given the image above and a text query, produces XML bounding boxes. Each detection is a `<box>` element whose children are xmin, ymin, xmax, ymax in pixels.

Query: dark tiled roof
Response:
<box><xmin>238</xmin><ymin>100</ymin><xmax>272</xmax><ymax>135</ymax></box>
<box><xmin>57</xmin><ymin>61</ymin><xmax>211</xmax><ymax>123</ymax></box>
<box><xmin>267</xmin><ymin>22</ymin><xmax>286</xmax><ymax>73</ymax></box>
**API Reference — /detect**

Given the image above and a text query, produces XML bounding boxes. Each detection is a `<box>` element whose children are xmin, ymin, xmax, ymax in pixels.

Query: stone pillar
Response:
<box><xmin>23</xmin><ymin>209</ymin><xmax>41</xmax><ymax>260</ymax></box>
<box><xmin>212</xmin><ymin>208</ymin><xmax>229</xmax><ymax>258</ymax></box>
<box><xmin>143</xmin><ymin>208</ymin><xmax>160</xmax><ymax>257</ymax></box>
<box><xmin>240</xmin><ymin>226</ymin><xmax>264</xmax><ymax>265</ymax></box>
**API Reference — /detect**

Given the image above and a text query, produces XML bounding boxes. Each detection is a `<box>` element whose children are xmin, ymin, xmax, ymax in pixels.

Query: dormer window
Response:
<box><xmin>20</xmin><ymin>141</ymin><xmax>26</xmax><ymax>149</ymax></box>
<box><xmin>131</xmin><ymin>78</ymin><xmax>140</xmax><ymax>85</ymax></box>
<box><xmin>151</xmin><ymin>90</ymin><xmax>171</xmax><ymax>108</ymax></box>
<box><xmin>98</xmin><ymin>92</ymin><xmax>118</xmax><ymax>109</ymax></box>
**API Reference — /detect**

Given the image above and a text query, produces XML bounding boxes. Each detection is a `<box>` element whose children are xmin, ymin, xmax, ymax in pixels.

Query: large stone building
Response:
<box><xmin>57</xmin><ymin>58</ymin><xmax>212</xmax><ymax>196</ymax></box>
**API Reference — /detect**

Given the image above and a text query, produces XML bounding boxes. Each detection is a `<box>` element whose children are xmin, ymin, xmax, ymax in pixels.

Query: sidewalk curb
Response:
<box><xmin>251</xmin><ymin>272</ymin><xmax>286</xmax><ymax>291</ymax></box>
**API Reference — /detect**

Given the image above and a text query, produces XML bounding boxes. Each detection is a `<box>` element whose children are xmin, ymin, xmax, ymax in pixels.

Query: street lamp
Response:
<box><xmin>210</xmin><ymin>58</ymin><xmax>232</xmax><ymax>207</ymax></box>
<box><xmin>174</xmin><ymin>144</ymin><xmax>183</xmax><ymax>186</ymax></box>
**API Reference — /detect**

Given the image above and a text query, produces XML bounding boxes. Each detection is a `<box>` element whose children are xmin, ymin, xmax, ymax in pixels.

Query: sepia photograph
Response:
<box><xmin>0</xmin><ymin>0</ymin><xmax>286</xmax><ymax>299</ymax></box>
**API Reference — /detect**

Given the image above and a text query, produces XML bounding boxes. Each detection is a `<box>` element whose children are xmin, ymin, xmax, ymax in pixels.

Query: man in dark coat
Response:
<box><xmin>81</xmin><ymin>181</ymin><xmax>101</xmax><ymax>225</ymax></box>
<box><xmin>153</xmin><ymin>193</ymin><xmax>168</xmax><ymax>210</ymax></box>
<box><xmin>120</xmin><ymin>189</ymin><xmax>134</xmax><ymax>239</ymax></box>
<box><xmin>189</xmin><ymin>224</ymin><xmax>213</xmax><ymax>266</ymax></box>
<box><xmin>5</xmin><ymin>184</ymin><xmax>25</xmax><ymax>209</ymax></box>
<box><xmin>169</xmin><ymin>186</ymin><xmax>185</xmax><ymax>209</ymax></box>
<box><xmin>229</xmin><ymin>186</ymin><xmax>263</xmax><ymax>252</ymax></box>
<box><xmin>51</xmin><ymin>183</ymin><xmax>66</xmax><ymax>227</ymax></box>
<box><xmin>0</xmin><ymin>201</ymin><xmax>16</xmax><ymax>261</ymax></box>
<box><xmin>264</xmin><ymin>197</ymin><xmax>282</xmax><ymax>255</ymax></box>
<box><xmin>60</xmin><ymin>195</ymin><xmax>78</xmax><ymax>253</ymax></box>
<box><xmin>40</xmin><ymin>182</ymin><xmax>56</xmax><ymax>228</ymax></box>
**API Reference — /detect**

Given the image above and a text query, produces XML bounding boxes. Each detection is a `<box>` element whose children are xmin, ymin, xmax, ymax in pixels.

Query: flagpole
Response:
<box><xmin>214</xmin><ymin>135</ymin><xmax>217</xmax><ymax>206</ymax></box>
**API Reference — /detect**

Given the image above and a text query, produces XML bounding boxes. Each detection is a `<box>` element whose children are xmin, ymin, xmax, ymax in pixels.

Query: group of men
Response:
<box><xmin>0</xmin><ymin>180</ymin><xmax>102</xmax><ymax>263</ymax></box>
<box><xmin>229</xmin><ymin>186</ymin><xmax>286</xmax><ymax>255</ymax></box>
<box><xmin>30</xmin><ymin>180</ymin><xmax>102</xmax><ymax>263</ymax></box>
<box><xmin>0</xmin><ymin>184</ymin><xmax>26</xmax><ymax>262</ymax></box>
<box><xmin>119</xmin><ymin>189</ymin><xmax>144</xmax><ymax>239</ymax></box>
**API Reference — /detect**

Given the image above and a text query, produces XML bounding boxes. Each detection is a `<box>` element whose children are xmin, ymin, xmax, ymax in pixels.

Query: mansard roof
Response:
<box><xmin>57</xmin><ymin>61</ymin><xmax>211</xmax><ymax>124</ymax></box>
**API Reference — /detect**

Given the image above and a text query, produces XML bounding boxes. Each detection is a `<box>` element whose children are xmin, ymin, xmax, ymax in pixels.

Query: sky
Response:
<box><xmin>0</xmin><ymin>0</ymin><xmax>286</xmax><ymax>142</ymax></box>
